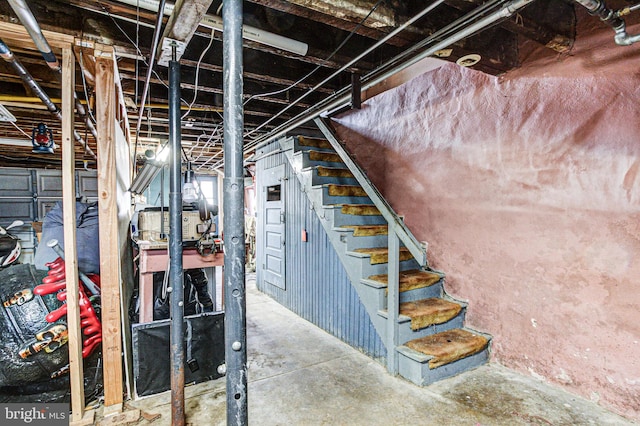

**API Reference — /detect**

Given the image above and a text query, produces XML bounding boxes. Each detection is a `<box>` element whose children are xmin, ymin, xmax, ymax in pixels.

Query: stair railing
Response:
<box><xmin>314</xmin><ymin>118</ymin><xmax>427</xmax><ymax>266</ymax></box>
<box><xmin>315</xmin><ymin>117</ymin><xmax>427</xmax><ymax>374</ymax></box>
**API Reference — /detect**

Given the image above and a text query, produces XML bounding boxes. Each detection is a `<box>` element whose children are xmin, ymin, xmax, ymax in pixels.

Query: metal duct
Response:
<box><xmin>6</xmin><ymin>0</ymin><xmax>59</xmax><ymax>70</ymax></box>
<box><xmin>574</xmin><ymin>0</ymin><xmax>640</xmax><ymax>45</ymax></box>
<box><xmin>7</xmin><ymin>0</ymin><xmax>100</xmax><ymax>146</ymax></box>
<box><xmin>0</xmin><ymin>39</ymin><xmax>97</xmax><ymax>158</ymax></box>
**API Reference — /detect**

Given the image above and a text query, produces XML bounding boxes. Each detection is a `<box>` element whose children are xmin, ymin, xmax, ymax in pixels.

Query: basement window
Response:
<box><xmin>266</xmin><ymin>184</ymin><xmax>281</xmax><ymax>202</ymax></box>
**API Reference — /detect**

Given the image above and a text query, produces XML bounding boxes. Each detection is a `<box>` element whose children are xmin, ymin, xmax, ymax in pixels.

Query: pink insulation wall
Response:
<box><xmin>332</xmin><ymin>20</ymin><xmax>640</xmax><ymax>420</ymax></box>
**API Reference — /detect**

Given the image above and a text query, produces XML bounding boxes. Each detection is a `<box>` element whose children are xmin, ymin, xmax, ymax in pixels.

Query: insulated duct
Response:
<box><xmin>7</xmin><ymin>0</ymin><xmax>100</xmax><ymax>146</ymax></box>
<box><xmin>0</xmin><ymin>39</ymin><xmax>97</xmax><ymax>158</ymax></box>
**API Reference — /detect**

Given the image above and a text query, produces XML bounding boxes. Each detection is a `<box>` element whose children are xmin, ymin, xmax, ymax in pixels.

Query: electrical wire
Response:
<box><xmin>182</xmin><ymin>27</ymin><xmax>216</xmax><ymax>120</ymax></box>
<box><xmin>102</xmin><ymin>4</ymin><xmax>181</xmax><ymax>97</ymax></box>
<box><xmin>243</xmin><ymin>0</ymin><xmax>387</xmax><ymax>107</ymax></box>
<box><xmin>135</xmin><ymin>0</ymin><xmax>140</xmax><ymax>106</ymax></box>
<box><xmin>9</xmin><ymin>121</ymin><xmax>31</xmax><ymax>140</ymax></box>
<box><xmin>243</xmin><ymin>0</ymin><xmax>448</xmax><ymax>142</ymax></box>
<box><xmin>77</xmin><ymin>50</ymin><xmax>97</xmax><ymax>123</ymax></box>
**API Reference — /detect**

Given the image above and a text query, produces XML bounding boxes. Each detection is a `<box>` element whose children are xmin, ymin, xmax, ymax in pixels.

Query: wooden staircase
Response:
<box><xmin>278</xmin><ymin>119</ymin><xmax>490</xmax><ymax>386</ymax></box>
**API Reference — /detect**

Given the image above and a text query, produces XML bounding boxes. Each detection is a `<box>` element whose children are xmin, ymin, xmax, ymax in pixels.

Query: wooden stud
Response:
<box><xmin>95</xmin><ymin>48</ymin><xmax>125</xmax><ymax>408</ymax></box>
<box><xmin>62</xmin><ymin>46</ymin><xmax>85</xmax><ymax>423</ymax></box>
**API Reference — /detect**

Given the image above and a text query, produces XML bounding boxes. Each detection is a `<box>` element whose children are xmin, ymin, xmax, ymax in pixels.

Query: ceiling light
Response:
<box><xmin>456</xmin><ymin>54</ymin><xmax>481</xmax><ymax>67</ymax></box>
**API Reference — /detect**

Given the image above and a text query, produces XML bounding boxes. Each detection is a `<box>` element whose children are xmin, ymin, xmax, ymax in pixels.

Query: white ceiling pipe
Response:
<box><xmin>113</xmin><ymin>0</ymin><xmax>308</xmax><ymax>55</ymax></box>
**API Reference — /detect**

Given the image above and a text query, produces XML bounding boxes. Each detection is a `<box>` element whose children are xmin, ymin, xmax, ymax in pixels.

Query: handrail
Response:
<box><xmin>314</xmin><ymin>117</ymin><xmax>427</xmax><ymax>267</ymax></box>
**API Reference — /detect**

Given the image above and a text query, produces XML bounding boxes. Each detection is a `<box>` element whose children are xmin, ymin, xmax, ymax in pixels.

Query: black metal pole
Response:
<box><xmin>223</xmin><ymin>0</ymin><xmax>247</xmax><ymax>424</ymax></box>
<box><xmin>168</xmin><ymin>43</ymin><xmax>185</xmax><ymax>426</ymax></box>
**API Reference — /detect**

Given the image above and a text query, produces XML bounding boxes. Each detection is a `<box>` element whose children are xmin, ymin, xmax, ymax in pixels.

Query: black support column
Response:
<box><xmin>223</xmin><ymin>0</ymin><xmax>248</xmax><ymax>424</ymax></box>
<box><xmin>169</xmin><ymin>43</ymin><xmax>186</xmax><ymax>426</ymax></box>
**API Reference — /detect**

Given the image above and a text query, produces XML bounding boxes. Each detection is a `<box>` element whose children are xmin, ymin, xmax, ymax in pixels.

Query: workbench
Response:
<box><xmin>136</xmin><ymin>240</ymin><xmax>223</xmax><ymax>323</ymax></box>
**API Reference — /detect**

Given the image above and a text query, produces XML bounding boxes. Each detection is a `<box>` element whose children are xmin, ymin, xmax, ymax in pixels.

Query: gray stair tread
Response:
<box><xmin>351</xmin><ymin>247</ymin><xmax>412</xmax><ymax>265</ymax></box>
<box><xmin>305</xmin><ymin>150</ymin><xmax>343</xmax><ymax>163</ymax></box>
<box><xmin>340</xmin><ymin>224</ymin><xmax>388</xmax><ymax>236</ymax></box>
<box><xmin>314</xmin><ymin>166</ymin><xmax>354</xmax><ymax>177</ymax></box>
<box><xmin>367</xmin><ymin>269</ymin><xmax>443</xmax><ymax>292</ymax></box>
<box><xmin>400</xmin><ymin>328</ymin><xmax>490</xmax><ymax>369</ymax></box>
<box><xmin>401</xmin><ymin>298</ymin><xmax>462</xmax><ymax>330</ymax></box>
<box><xmin>378</xmin><ymin>298</ymin><xmax>462</xmax><ymax>330</ymax></box>
<box><xmin>378</xmin><ymin>309</ymin><xmax>411</xmax><ymax>323</ymax></box>
<box><xmin>297</xmin><ymin>136</ymin><xmax>333</xmax><ymax>150</ymax></box>
<box><xmin>323</xmin><ymin>203</ymin><xmax>382</xmax><ymax>215</ymax></box>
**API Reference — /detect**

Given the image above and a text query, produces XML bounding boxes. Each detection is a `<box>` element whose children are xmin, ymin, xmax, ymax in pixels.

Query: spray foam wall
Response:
<box><xmin>333</xmin><ymin>24</ymin><xmax>640</xmax><ymax>421</ymax></box>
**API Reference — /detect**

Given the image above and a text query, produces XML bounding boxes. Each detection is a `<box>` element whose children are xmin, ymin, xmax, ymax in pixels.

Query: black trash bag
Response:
<box><xmin>34</xmin><ymin>201</ymin><xmax>100</xmax><ymax>274</ymax></box>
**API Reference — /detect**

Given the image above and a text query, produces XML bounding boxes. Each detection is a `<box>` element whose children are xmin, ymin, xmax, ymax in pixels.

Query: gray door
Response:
<box><xmin>262</xmin><ymin>165</ymin><xmax>285</xmax><ymax>289</ymax></box>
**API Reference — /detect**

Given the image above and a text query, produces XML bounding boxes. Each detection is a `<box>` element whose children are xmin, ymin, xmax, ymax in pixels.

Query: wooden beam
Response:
<box><xmin>248</xmin><ymin>0</ymin><xmax>412</xmax><ymax>46</ymax></box>
<box><xmin>0</xmin><ymin>21</ymin><xmax>74</xmax><ymax>51</ymax></box>
<box><xmin>160</xmin><ymin>0</ymin><xmax>215</xmax><ymax>58</ymax></box>
<box><xmin>62</xmin><ymin>46</ymin><xmax>85</xmax><ymax>423</ymax></box>
<box><xmin>95</xmin><ymin>46</ymin><xmax>124</xmax><ymax>408</ymax></box>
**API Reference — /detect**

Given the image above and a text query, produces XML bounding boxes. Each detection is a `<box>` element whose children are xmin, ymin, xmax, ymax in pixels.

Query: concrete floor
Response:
<box><xmin>123</xmin><ymin>275</ymin><xmax>634</xmax><ymax>425</ymax></box>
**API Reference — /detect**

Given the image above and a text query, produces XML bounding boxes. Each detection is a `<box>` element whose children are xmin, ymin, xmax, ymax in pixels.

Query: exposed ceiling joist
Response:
<box><xmin>158</xmin><ymin>0</ymin><xmax>215</xmax><ymax>64</ymax></box>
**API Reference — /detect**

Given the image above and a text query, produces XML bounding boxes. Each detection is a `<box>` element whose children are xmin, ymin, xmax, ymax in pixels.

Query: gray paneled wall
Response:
<box><xmin>256</xmin><ymin>141</ymin><xmax>386</xmax><ymax>360</ymax></box>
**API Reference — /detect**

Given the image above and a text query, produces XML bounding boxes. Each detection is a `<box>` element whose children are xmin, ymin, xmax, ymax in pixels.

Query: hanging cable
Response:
<box><xmin>9</xmin><ymin>120</ymin><xmax>31</xmax><ymax>140</ymax></box>
<box><xmin>243</xmin><ymin>0</ymin><xmax>448</xmax><ymax>141</ymax></box>
<box><xmin>77</xmin><ymin>50</ymin><xmax>96</xmax><ymax>124</ymax></box>
<box><xmin>182</xmin><ymin>27</ymin><xmax>216</xmax><ymax>120</ymax></box>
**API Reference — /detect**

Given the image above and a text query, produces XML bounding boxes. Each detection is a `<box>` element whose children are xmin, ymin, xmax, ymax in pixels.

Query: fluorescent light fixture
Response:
<box><xmin>113</xmin><ymin>0</ymin><xmax>308</xmax><ymax>56</ymax></box>
<box><xmin>201</xmin><ymin>15</ymin><xmax>308</xmax><ymax>56</ymax></box>
<box><xmin>0</xmin><ymin>104</ymin><xmax>16</xmax><ymax>122</ymax></box>
<box><xmin>130</xmin><ymin>158</ymin><xmax>165</xmax><ymax>195</ymax></box>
